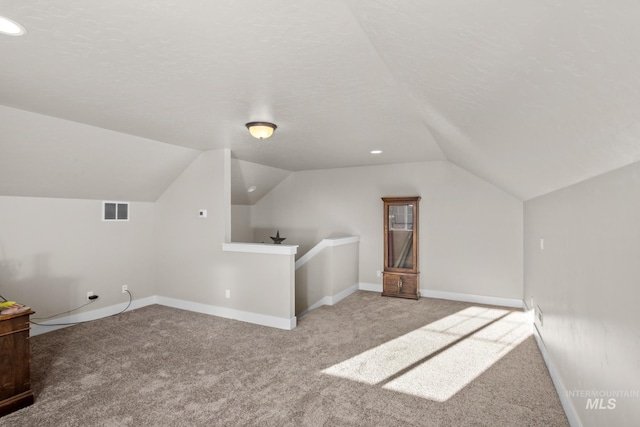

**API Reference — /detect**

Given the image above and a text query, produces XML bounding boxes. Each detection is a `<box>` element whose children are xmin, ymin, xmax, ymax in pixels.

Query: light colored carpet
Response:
<box><xmin>1</xmin><ymin>291</ymin><xmax>569</xmax><ymax>426</ymax></box>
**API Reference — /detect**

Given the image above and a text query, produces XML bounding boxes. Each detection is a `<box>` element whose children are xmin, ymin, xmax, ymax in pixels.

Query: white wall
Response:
<box><xmin>155</xmin><ymin>150</ymin><xmax>229</xmax><ymax>304</ymax></box>
<box><xmin>252</xmin><ymin>161</ymin><xmax>523</xmax><ymax>299</ymax></box>
<box><xmin>295</xmin><ymin>250</ymin><xmax>330</xmax><ymax>315</ymax></box>
<box><xmin>0</xmin><ymin>148</ymin><xmax>297</xmax><ymax>331</ymax></box>
<box><xmin>221</xmin><ymin>250</ymin><xmax>295</xmax><ymax>323</ymax></box>
<box><xmin>524</xmin><ymin>161</ymin><xmax>640</xmax><ymax>426</ymax></box>
<box><xmin>231</xmin><ymin>205</ymin><xmax>253</xmax><ymax>242</ymax></box>
<box><xmin>294</xmin><ymin>237</ymin><xmax>360</xmax><ymax>315</ymax></box>
<box><xmin>155</xmin><ymin>149</ymin><xmax>295</xmax><ymax>328</ymax></box>
<box><xmin>0</xmin><ymin>196</ymin><xmax>156</xmax><ymax>318</ymax></box>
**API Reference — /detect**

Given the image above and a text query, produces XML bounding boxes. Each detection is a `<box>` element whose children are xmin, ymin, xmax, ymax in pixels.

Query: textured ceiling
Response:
<box><xmin>1</xmin><ymin>0</ymin><xmax>640</xmax><ymax>202</ymax></box>
<box><xmin>231</xmin><ymin>159</ymin><xmax>291</xmax><ymax>205</ymax></box>
<box><xmin>0</xmin><ymin>105</ymin><xmax>199</xmax><ymax>201</ymax></box>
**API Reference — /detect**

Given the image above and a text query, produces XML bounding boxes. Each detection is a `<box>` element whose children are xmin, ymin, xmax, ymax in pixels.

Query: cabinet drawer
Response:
<box><xmin>0</xmin><ymin>310</ymin><xmax>34</xmax><ymax>416</ymax></box>
<box><xmin>382</xmin><ymin>273</ymin><xmax>419</xmax><ymax>299</ymax></box>
<box><xmin>0</xmin><ymin>315</ymin><xmax>30</xmax><ymax>336</ymax></box>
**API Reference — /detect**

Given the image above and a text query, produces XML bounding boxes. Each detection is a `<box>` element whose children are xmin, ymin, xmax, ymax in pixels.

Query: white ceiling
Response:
<box><xmin>231</xmin><ymin>159</ymin><xmax>291</xmax><ymax>205</ymax></box>
<box><xmin>2</xmin><ymin>0</ymin><xmax>640</xmax><ymax>202</ymax></box>
<box><xmin>0</xmin><ymin>105</ymin><xmax>199</xmax><ymax>201</ymax></box>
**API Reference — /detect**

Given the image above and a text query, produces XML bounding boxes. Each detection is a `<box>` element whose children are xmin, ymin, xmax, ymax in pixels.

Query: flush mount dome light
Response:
<box><xmin>0</xmin><ymin>16</ymin><xmax>26</xmax><ymax>36</ymax></box>
<box><xmin>370</xmin><ymin>150</ymin><xmax>383</xmax><ymax>154</ymax></box>
<box><xmin>247</xmin><ymin>186</ymin><xmax>257</xmax><ymax>193</ymax></box>
<box><xmin>246</xmin><ymin>122</ymin><xmax>277</xmax><ymax>139</ymax></box>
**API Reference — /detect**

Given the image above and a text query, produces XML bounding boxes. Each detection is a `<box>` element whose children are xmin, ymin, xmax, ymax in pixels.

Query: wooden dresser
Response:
<box><xmin>0</xmin><ymin>309</ymin><xmax>35</xmax><ymax>417</ymax></box>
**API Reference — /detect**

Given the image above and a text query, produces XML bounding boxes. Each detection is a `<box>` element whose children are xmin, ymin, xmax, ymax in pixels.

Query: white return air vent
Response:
<box><xmin>103</xmin><ymin>201</ymin><xmax>129</xmax><ymax>221</ymax></box>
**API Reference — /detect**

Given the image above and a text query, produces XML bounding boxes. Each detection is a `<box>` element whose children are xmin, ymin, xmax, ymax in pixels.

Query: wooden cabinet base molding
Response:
<box><xmin>382</xmin><ymin>272</ymin><xmax>420</xmax><ymax>300</ymax></box>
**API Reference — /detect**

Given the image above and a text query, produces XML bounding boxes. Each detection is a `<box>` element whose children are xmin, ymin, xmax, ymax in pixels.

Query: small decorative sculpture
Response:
<box><xmin>270</xmin><ymin>230</ymin><xmax>286</xmax><ymax>244</ymax></box>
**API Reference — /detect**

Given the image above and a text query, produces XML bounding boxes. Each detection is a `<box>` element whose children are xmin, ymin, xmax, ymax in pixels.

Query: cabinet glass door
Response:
<box><xmin>388</xmin><ymin>204</ymin><xmax>414</xmax><ymax>269</ymax></box>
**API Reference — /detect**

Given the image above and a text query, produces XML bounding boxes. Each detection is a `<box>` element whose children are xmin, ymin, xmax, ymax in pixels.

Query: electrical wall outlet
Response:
<box><xmin>376</xmin><ymin>270</ymin><xmax>382</xmax><ymax>278</ymax></box>
<box><xmin>122</xmin><ymin>285</ymin><xmax>128</xmax><ymax>293</ymax></box>
<box><xmin>225</xmin><ymin>289</ymin><xmax>230</xmax><ymax>299</ymax></box>
<box><xmin>87</xmin><ymin>291</ymin><xmax>94</xmax><ymax>300</ymax></box>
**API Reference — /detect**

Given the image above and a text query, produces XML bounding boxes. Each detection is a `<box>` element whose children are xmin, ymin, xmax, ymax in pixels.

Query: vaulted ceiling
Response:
<box><xmin>2</xmin><ymin>0</ymin><xmax>640</xmax><ymax>202</ymax></box>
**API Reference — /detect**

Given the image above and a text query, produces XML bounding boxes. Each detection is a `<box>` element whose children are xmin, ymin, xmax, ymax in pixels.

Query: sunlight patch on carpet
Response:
<box><xmin>321</xmin><ymin>306</ymin><xmax>509</xmax><ymax>385</ymax></box>
<box><xmin>383</xmin><ymin>310</ymin><xmax>531</xmax><ymax>401</ymax></box>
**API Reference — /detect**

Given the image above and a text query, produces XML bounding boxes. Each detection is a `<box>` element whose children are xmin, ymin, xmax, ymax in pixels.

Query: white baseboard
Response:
<box><xmin>30</xmin><ymin>287</ymin><xmax>520</xmax><ymax>336</ymax></box>
<box><xmin>359</xmin><ymin>282</ymin><xmax>382</xmax><ymax>292</ymax></box>
<box><xmin>297</xmin><ymin>284</ymin><xmax>359</xmax><ymax>319</ymax></box>
<box><xmin>421</xmin><ymin>289</ymin><xmax>523</xmax><ymax>308</ymax></box>
<box><xmin>301</xmin><ymin>296</ymin><xmax>337</xmax><ymax>318</ymax></box>
<box><xmin>330</xmin><ymin>284</ymin><xmax>358</xmax><ymax>305</ymax></box>
<box><xmin>156</xmin><ymin>296</ymin><xmax>296</xmax><ymax>330</ymax></box>
<box><xmin>31</xmin><ymin>296</ymin><xmax>157</xmax><ymax>336</ymax></box>
<box><xmin>531</xmin><ymin>320</ymin><xmax>582</xmax><ymax>427</ymax></box>
<box><xmin>297</xmin><ymin>297</ymin><xmax>330</xmax><ymax>319</ymax></box>
<box><xmin>31</xmin><ymin>294</ymin><xmax>296</xmax><ymax>335</ymax></box>
<box><xmin>358</xmin><ymin>283</ymin><xmax>523</xmax><ymax>309</ymax></box>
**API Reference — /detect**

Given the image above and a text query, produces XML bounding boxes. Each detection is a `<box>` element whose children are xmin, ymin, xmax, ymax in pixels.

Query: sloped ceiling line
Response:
<box><xmin>343</xmin><ymin>0</ymin><xmax>450</xmax><ymax>162</ymax></box>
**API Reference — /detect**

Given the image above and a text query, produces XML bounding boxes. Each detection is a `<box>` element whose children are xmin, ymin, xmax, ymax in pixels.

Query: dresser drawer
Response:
<box><xmin>0</xmin><ymin>315</ymin><xmax>30</xmax><ymax>337</ymax></box>
<box><xmin>0</xmin><ymin>310</ymin><xmax>34</xmax><ymax>417</ymax></box>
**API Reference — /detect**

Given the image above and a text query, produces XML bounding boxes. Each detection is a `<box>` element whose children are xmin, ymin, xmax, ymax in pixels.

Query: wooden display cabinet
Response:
<box><xmin>382</xmin><ymin>196</ymin><xmax>420</xmax><ymax>299</ymax></box>
<box><xmin>0</xmin><ymin>309</ymin><xmax>35</xmax><ymax>417</ymax></box>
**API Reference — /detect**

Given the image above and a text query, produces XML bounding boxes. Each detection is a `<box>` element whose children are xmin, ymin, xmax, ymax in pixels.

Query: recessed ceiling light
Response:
<box><xmin>370</xmin><ymin>150</ymin><xmax>383</xmax><ymax>154</ymax></box>
<box><xmin>0</xmin><ymin>16</ymin><xmax>26</xmax><ymax>36</ymax></box>
<box><xmin>247</xmin><ymin>186</ymin><xmax>257</xmax><ymax>193</ymax></box>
